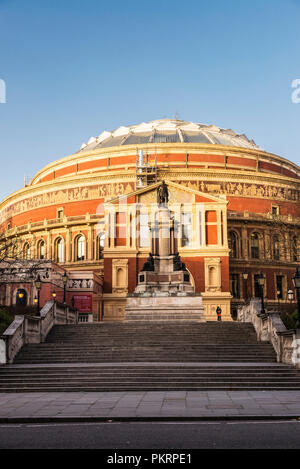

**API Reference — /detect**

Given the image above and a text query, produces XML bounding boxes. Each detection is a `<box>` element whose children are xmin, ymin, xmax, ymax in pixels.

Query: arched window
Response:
<box><xmin>76</xmin><ymin>235</ymin><xmax>85</xmax><ymax>261</ymax></box>
<box><xmin>116</xmin><ymin>267</ymin><xmax>125</xmax><ymax>286</ymax></box>
<box><xmin>273</xmin><ymin>236</ymin><xmax>280</xmax><ymax>260</ymax></box>
<box><xmin>23</xmin><ymin>242</ymin><xmax>30</xmax><ymax>260</ymax></box>
<box><xmin>230</xmin><ymin>274</ymin><xmax>240</xmax><ymax>299</ymax></box>
<box><xmin>292</xmin><ymin>236</ymin><xmax>298</xmax><ymax>261</ymax></box>
<box><xmin>181</xmin><ymin>212</ymin><xmax>192</xmax><ymax>247</ymax></box>
<box><xmin>12</xmin><ymin>244</ymin><xmax>18</xmax><ymax>258</ymax></box>
<box><xmin>250</xmin><ymin>233</ymin><xmax>260</xmax><ymax>259</ymax></box>
<box><xmin>37</xmin><ymin>240</ymin><xmax>46</xmax><ymax>259</ymax></box>
<box><xmin>97</xmin><ymin>233</ymin><xmax>105</xmax><ymax>259</ymax></box>
<box><xmin>208</xmin><ymin>266</ymin><xmax>217</xmax><ymax>287</ymax></box>
<box><xmin>229</xmin><ymin>231</ymin><xmax>239</xmax><ymax>258</ymax></box>
<box><xmin>55</xmin><ymin>238</ymin><xmax>64</xmax><ymax>263</ymax></box>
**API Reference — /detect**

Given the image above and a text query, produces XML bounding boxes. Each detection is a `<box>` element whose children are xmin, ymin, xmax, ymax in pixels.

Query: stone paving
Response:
<box><xmin>0</xmin><ymin>391</ymin><xmax>300</xmax><ymax>421</ymax></box>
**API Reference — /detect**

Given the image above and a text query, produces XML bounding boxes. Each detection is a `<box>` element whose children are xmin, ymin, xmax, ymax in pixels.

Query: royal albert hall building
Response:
<box><xmin>1</xmin><ymin>119</ymin><xmax>300</xmax><ymax>321</ymax></box>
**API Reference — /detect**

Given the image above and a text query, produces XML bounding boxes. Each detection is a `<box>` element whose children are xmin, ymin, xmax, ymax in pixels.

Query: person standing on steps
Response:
<box><xmin>216</xmin><ymin>306</ymin><xmax>222</xmax><ymax>322</ymax></box>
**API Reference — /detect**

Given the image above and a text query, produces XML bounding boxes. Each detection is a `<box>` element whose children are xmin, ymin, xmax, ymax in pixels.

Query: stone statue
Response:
<box><xmin>157</xmin><ymin>180</ymin><xmax>169</xmax><ymax>205</ymax></box>
<box><xmin>173</xmin><ymin>252</ymin><xmax>187</xmax><ymax>271</ymax></box>
<box><xmin>141</xmin><ymin>253</ymin><xmax>155</xmax><ymax>272</ymax></box>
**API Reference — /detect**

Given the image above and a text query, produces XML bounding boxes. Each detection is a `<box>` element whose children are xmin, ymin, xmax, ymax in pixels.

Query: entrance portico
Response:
<box><xmin>103</xmin><ymin>180</ymin><xmax>232</xmax><ymax>321</ymax></box>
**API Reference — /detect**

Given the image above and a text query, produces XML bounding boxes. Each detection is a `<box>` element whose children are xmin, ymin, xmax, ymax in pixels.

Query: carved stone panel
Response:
<box><xmin>112</xmin><ymin>259</ymin><xmax>128</xmax><ymax>294</ymax></box>
<box><xmin>204</xmin><ymin>258</ymin><xmax>221</xmax><ymax>293</ymax></box>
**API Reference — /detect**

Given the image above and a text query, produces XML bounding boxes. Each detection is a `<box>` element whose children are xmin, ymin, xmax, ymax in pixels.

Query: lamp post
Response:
<box><xmin>62</xmin><ymin>272</ymin><xmax>68</xmax><ymax>304</ymax></box>
<box><xmin>292</xmin><ymin>268</ymin><xmax>300</xmax><ymax>329</ymax></box>
<box><xmin>288</xmin><ymin>289</ymin><xmax>294</xmax><ymax>303</ymax></box>
<box><xmin>258</xmin><ymin>273</ymin><xmax>265</xmax><ymax>315</ymax></box>
<box><xmin>18</xmin><ymin>291</ymin><xmax>24</xmax><ymax>300</ymax></box>
<box><xmin>243</xmin><ymin>271</ymin><xmax>248</xmax><ymax>302</ymax></box>
<box><xmin>17</xmin><ymin>290</ymin><xmax>25</xmax><ymax>308</ymax></box>
<box><xmin>52</xmin><ymin>291</ymin><xmax>57</xmax><ymax>302</ymax></box>
<box><xmin>34</xmin><ymin>274</ymin><xmax>42</xmax><ymax>316</ymax></box>
<box><xmin>34</xmin><ymin>296</ymin><xmax>38</xmax><ymax>313</ymax></box>
<box><xmin>277</xmin><ymin>289</ymin><xmax>281</xmax><ymax>311</ymax></box>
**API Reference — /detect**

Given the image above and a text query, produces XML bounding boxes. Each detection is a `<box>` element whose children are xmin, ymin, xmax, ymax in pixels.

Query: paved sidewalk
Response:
<box><xmin>0</xmin><ymin>391</ymin><xmax>300</xmax><ymax>421</ymax></box>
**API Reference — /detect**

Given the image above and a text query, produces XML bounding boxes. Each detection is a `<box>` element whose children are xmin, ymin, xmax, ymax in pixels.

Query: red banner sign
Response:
<box><xmin>72</xmin><ymin>295</ymin><xmax>92</xmax><ymax>312</ymax></box>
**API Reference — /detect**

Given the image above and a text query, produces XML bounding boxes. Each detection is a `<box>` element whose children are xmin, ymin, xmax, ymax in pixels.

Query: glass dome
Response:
<box><xmin>79</xmin><ymin>119</ymin><xmax>260</xmax><ymax>153</ymax></box>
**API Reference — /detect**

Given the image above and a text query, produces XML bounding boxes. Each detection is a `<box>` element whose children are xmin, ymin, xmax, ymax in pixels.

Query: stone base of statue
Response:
<box><xmin>125</xmin><ymin>293</ymin><xmax>205</xmax><ymax>322</ymax></box>
<box><xmin>125</xmin><ymin>184</ymin><xmax>206</xmax><ymax>322</ymax></box>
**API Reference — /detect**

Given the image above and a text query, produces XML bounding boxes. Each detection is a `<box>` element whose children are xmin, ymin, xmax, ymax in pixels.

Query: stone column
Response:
<box><xmin>170</xmin><ymin>218</ymin><xmax>175</xmax><ymax>256</ymax></box>
<box><xmin>88</xmin><ymin>225</ymin><xmax>93</xmax><ymax>260</ymax></box>
<box><xmin>158</xmin><ymin>207</ymin><xmax>171</xmax><ymax>273</ymax></box>
<box><xmin>6</xmin><ymin>284</ymin><xmax>12</xmax><ymax>306</ymax></box>
<box><xmin>4</xmin><ymin>283</ymin><xmax>8</xmax><ymax>306</ymax></box>
<box><xmin>222</xmin><ymin>209</ymin><xmax>228</xmax><ymax>247</ymax></box>
<box><xmin>241</xmin><ymin>226</ymin><xmax>248</xmax><ymax>260</ymax></box>
<box><xmin>46</xmin><ymin>231</ymin><xmax>51</xmax><ymax>259</ymax></box>
<box><xmin>66</xmin><ymin>229</ymin><xmax>71</xmax><ymax>263</ymax></box>
<box><xmin>284</xmin><ymin>232</ymin><xmax>290</xmax><ymax>261</ymax></box>
<box><xmin>111</xmin><ymin>211</ymin><xmax>115</xmax><ymax>249</ymax></box>
<box><xmin>217</xmin><ymin>209</ymin><xmax>222</xmax><ymax>247</ymax></box>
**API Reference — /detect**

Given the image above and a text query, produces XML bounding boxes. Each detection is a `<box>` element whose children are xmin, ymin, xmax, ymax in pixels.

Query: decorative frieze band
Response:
<box><xmin>1</xmin><ymin>176</ymin><xmax>300</xmax><ymax>224</ymax></box>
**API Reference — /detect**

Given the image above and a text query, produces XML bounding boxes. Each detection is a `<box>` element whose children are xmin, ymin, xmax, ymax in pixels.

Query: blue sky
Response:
<box><xmin>0</xmin><ymin>0</ymin><xmax>300</xmax><ymax>201</ymax></box>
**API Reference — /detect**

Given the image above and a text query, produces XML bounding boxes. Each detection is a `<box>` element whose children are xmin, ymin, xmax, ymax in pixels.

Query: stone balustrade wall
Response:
<box><xmin>0</xmin><ymin>301</ymin><xmax>78</xmax><ymax>364</ymax></box>
<box><xmin>237</xmin><ymin>299</ymin><xmax>300</xmax><ymax>369</ymax></box>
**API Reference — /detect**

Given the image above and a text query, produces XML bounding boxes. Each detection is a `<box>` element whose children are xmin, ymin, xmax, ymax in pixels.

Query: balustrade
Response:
<box><xmin>0</xmin><ymin>300</ymin><xmax>78</xmax><ymax>364</ymax></box>
<box><xmin>237</xmin><ymin>299</ymin><xmax>300</xmax><ymax>369</ymax></box>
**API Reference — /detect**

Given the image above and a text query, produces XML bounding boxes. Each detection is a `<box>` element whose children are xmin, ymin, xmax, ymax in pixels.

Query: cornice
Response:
<box><xmin>30</xmin><ymin>142</ymin><xmax>300</xmax><ymax>185</ymax></box>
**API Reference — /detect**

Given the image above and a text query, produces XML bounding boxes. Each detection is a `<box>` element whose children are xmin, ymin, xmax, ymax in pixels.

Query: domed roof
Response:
<box><xmin>78</xmin><ymin>119</ymin><xmax>260</xmax><ymax>153</ymax></box>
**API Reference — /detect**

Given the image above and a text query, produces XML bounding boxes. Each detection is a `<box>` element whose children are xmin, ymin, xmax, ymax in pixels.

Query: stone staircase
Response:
<box><xmin>1</xmin><ymin>322</ymin><xmax>300</xmax><ymax>392</ymax></box>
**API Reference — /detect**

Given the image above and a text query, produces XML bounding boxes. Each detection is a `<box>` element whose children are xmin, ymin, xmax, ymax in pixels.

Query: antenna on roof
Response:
<box><xmin>24</xmin><ymin>175</ymin><xmax>32</xmax><ymax>187</ymax></box>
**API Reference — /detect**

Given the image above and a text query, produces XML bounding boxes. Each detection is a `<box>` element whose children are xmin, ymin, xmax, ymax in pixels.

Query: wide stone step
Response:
<box><xmin>14</xmin><ymin>353</ymin><xmax>276</xmax><ymax>358</ymax></box>
<box><xmin>20</xmin><ymin>342</ymin><xmax>274</xmax><ymax>347</ymax></box>
<box><xmin>2</xmin><ymin>358</ymin><xmax>299</xmax><ymax>392</ymax></box>
<box><xmin>15</xmin><ymin>347</ymin><xmax>274</xmax><ymax>357</ymax></box>
<box><xmin>7</xmin><ymin>322</ymin><xmax>297</xmax><ymax>392</ymax></box>
<box><xmin>2</xmin><ymin>383</ymin><xmax>300</xmax><ymax>393</ymax></box>
<box><xmin>49</xmin><ymin>336</ymin><xmax>259</xmax><ymax>339</ymax></box>
<box><xmin>15</xmin><ymin>350</ymin><xmax>276</xmax><ymax>356</ymax></box>
<box><xmin>16</xmin><ymin>348</ymin><xmax>275</xmax><ymax>352</ymax></box>
<box><xmin>14</xmin><ymin>359</ymin><xmax>278</xmax><ymax>365</ymax></box>
<box><xmin>47</xmin><ymin>330</ymin><xmax>257</xmax><ymax>332</ymax></box>
<box><xmin>0</xmin><ymin>373</ymin><xmax>292</xmax><ymax>380</ymax></box>
<box><xmin>16</xmin><ymin>350</ymin><xmax>276</xmax><ymax>355</ymax></box>
<box><xmin>1</xmin><ymin>372</ymin><xmax>297</xmax><ymax>379</ymax></box>
<box><xmin>46</xmin><ymin>332</ymin><xmax>259</xmax><ymax>336</ymax></box>
<box><xmin>17</xmin><ymin>352</ymin><xmax>275</xmax><ymax>356</ymax></box>
<box><xmin>47</xmin><ymin>328</ymin><xmax>256</xmax><ymax>331</ymax></box>
<box><xmin>1</xmin><ymin>364</ymin><xmax>290</xmax><ymax>373</ymax></box>
<box><xmin>48</xmin><ymin>330</ymin><xmax>257</xmax><ymax>332</ymax></box>
<box><xmin>50</xmin><ymin>336</ymin><xmax>256</xmax><ymax>340</ymax></box>
<box><xmin>22</xmin><ymin>346</ymin><xmax>270</xmax><ymax>351</ymax></box>
<box><xmin>16</xmin><ymin>353</ymin><xmax>276</xmax><ymax>358</ymax></box>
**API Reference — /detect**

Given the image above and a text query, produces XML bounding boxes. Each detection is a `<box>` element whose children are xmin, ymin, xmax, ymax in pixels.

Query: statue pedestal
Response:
<box><xmin>135</xmin><ymin>268</ymin><xmax>194</xmax><ymax>295</ymax></box>
<box><xmin>125</xmin><ymin>294</ymin><xmax>205</xmax><ymax>322</ymax></box>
